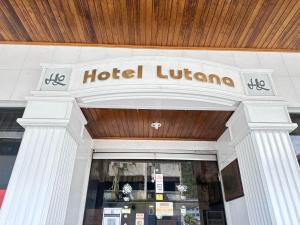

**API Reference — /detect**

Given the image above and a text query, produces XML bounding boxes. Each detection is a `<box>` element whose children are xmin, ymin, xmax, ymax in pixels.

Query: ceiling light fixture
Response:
<box><xmin>151</xmin><ymin>122</ymin><xmax>161</xmax><ymax>130</ymax></box>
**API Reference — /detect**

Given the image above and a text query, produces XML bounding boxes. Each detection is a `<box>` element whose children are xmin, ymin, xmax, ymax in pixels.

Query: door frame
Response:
<box><xmin>92</xmin><ymin>139</ymin><xmax>218</xmax><ymax>161</ymax></box>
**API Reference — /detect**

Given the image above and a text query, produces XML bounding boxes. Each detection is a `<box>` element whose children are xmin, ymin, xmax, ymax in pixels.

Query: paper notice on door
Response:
<box><xmin>156</xmin><ymin>202</ymin><xmax>173</xmax><ymax>217</ymax></box>
<box><xmin>156</xmin><ymin>193</ymin><xmax>163</xmax><ymax>201</ymax></box>
<box><xmin>102</xmin><ymin>208</ymin><xmax>122</xmax><ymax>225</ymax></box>
<box><xmin>155</xmin><ymin>174</ymin><xmax>164</xmax><ymax>193</ymax></box>
<box><xmin>136</xmin><ymin>213</ymin><xmax>144</xmax><ymax>225</ymax></box>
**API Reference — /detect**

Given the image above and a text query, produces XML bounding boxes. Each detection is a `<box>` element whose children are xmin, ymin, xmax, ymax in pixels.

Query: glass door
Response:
<box><xmin>83</xmin><ymin>160</ymin><xmax>226</xmax><ymax>225</ymax></box>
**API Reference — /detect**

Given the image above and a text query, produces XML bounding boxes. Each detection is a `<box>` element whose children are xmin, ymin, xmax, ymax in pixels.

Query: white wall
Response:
<box><xmin>217</xmin><ymin>129</ymin><xmax>250</xmax><ymax>225</ymax></box>
<box><xmin>226</xmin><ymin>197</ymin><xmax>250</xmax><ymax>225</ymax></box>
<box><xmin>64</xmin><ymin>130</ymin><xmax>92</xmax><ymax>225</ymax></box>
<box><xmin>65</xmin><ymin>153</ymin><xmax>92</xmax><ymax>225</ymax></box>
<box><xmin>0</xmin><ymin>44</ymin><xmax>300</xmax><ymax>109</ymax></box>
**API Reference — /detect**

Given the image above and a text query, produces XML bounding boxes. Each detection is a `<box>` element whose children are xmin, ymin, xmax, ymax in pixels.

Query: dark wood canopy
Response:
<box><xmin>82</xmin><ymin>108</ymin><xmax>232</xmax><ymax>140</ymax></box>
<box><xmin>0</xmin><ymin>0</ymin><xmax>299</xmax><ymax>51</ymax></box>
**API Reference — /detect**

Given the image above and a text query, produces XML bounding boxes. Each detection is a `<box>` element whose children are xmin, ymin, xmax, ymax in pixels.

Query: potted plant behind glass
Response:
<box><xmin>111</xmin><ymin>162</ymin><xmax>136</xmax><ymax>201</ymax></box>
<box><xmin>122</xmin><ymin>183</ymin><xmax>133</xmax><ymax>201</ymax></box>
<box><xmin>184</xmin><ymin>214</ymin><xmax>197</xmax><ymax>225</ymax></box>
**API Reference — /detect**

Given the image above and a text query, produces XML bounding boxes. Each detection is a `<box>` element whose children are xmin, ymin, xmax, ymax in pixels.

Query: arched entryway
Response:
<box><xmin>1</xmin><ymin>57</ymin><xmax>300</xmax><ymax>225</ymax></box>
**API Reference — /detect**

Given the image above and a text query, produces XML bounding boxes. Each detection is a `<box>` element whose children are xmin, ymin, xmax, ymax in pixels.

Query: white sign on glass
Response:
<box><xmin>156</xmin><ymin>202</ymin><xmax>174</xmax><ymax>217</ymax></box>
<box><xmin>135</xmin><ymin>213</ymin><xmax>144</xmax><ymax>225</ymax></box>
<box><xmin>102</xmin><ymin>208</ymin><xmax>122</xmax><ymax>225</ymax></box>
<box><xmin>155</xmin><ymin>174</ymin><xmax>164</xmax><ymax>193</ymax></box>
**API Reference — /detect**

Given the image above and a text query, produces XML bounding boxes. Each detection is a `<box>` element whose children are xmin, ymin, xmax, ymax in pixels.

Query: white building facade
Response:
<box><xmin>0</xmin><ymin>45</ymin><xmax>300</xmax><ymax>225</ymax></box>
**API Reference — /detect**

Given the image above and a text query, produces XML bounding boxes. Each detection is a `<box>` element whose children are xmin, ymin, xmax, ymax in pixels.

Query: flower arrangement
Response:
<box><xmin>122</xmin><ymin>183</ymin><xmax>132</xmax><ymax>201</ymax></box>
<box><xmin>176</xmin><ymin>184</ymin><xmax>188</xmax><ymax>200</ymax></box>
<box><xmin>176</xmin><ymin>184</ymin><xmax>187</xmax><ymax>193</ymax></box>
<box><xmin>122</xmin><ymin>183</ymin><xmax>133</xmax><ymax>195</ymax></box>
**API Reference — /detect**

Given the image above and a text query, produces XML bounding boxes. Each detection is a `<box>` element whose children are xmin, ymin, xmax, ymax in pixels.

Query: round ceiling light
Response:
<box><xmin>151</xmin><ymin>122</ymin><xmax>161</xmax><ymax>130</ymax></box>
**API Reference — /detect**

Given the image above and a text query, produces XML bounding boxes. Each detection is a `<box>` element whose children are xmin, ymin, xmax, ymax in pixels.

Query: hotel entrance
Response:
<box><xmin>2</xmin><ymin>56</ymin><xmax>300</xmax><ymax>225</ymax></box>
<box><xmin>82</xmin><ymin>108</ymin><xmax>232</xmax><ymax>225</ymax></box>
<box><xmin>83</xmin><ymin>159</ymin><xmax>226</xmax><ymax>225</ymax></box>
<box><xmin>81</xmin><ymin>108</ymin><xmax>230</xmax><ymax>225</ymax></box>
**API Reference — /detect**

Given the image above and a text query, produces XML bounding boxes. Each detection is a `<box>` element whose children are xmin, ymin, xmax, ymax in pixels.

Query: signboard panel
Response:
<box><xmin>40</xmin><ymin>68</ymin><xmax>72</xmax><ymax>91</ymax></box>
<box><xmin>38</xmin><ymin>58</ymin><xmax>276</xmax><ymax>99</ymax></box>
<box><xmin>242</xmin><ymin>73</ymin><xmax>274</xmax><ymax>96</ymax></box>
<box><xmin>70</xmin><ymin>58</ymin><xmax>244</xmax><ymax>94</ymax></box>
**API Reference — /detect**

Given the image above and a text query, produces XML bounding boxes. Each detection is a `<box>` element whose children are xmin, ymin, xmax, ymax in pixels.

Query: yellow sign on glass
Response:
<box><xmin>156</xmin><ymin>194</ymin><xmax>163</xmax><ymax>201</ymax></box>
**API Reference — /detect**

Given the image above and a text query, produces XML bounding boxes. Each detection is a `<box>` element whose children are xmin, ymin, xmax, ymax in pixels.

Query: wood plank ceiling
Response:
<box><xmin>0</xmin><ymin>0</ymin><xmax>299</xmax><ymax>51</ymax></box>
<box><xmin>82</xmin><ymin>108</ymin><xmax>233</xmax><ymax>140</ymax></box>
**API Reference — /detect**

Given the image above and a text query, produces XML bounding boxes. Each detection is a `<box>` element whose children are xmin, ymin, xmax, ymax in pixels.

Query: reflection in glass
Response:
<box><xmin>0</xmin><ymin>108</ymin><xmax>24</xmax><ymax>208</ymax></box>
<box><xmin>83</xmin><ymin>160</ymin><xmax>226</xmax><ymax>225</ymax></box>
<box><xmin>290</xmin><ymin>114</ymin><xmax>300</xmax><ymax>166</ymax></box>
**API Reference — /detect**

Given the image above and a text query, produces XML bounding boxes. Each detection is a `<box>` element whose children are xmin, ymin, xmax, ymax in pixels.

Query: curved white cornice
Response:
<box><xmin>36</xmin><ymin>56</ymin><xmax>279</xmax><ymax>110</ymax></box>
<box><xmin>73</xmin><ymin>83</ymin><xmax>243</xmax><ymax>110</ymax></box>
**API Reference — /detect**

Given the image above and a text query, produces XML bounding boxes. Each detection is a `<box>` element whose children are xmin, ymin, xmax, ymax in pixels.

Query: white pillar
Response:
<box><xmin>0</xmin><ymin>97</ymin><xmax>88</xmax><ymax>225</ymax></box>
<box><xmin>227</xmin><ymin>101</ymin><xmax>300</xmax><ymax>225</ymax></box>
<box><xmin>64</xmin><ymin>129</ymin><xmax>93</xmax><ymax>225</ymax></box>
<box><xmin>217</xmin><ymin>129</ymin><xmax>250</xmax><ymax>225</ymax></box>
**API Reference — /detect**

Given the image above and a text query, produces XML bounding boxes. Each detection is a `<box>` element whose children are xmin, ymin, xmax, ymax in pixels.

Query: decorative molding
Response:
<box><xmin>226</xmin><ymin>100</ymin><xmax>297</xmax><ymax>144</ymax></box>
<box><xmin>17</xmin><ymin>96</ymin><xmax>87</xmax><ymax>145</ymax></box>
<box><xmin>247</xmin><ymin>122</ymin><xmax>297</xmax><ymax>131</ymax></box>
<box><xmin>32</xmin><ymin>57</ymin><xmax>284</xmax><ymax>111</ymax></box>
<box><xmin>17</xmin><ymin>118</ymin><xmax>70</xmax><ymax>127</ymax></box>
<box><xmin>93</xmin><ymin>152</ymin><xmax>217</xmax><ymax>161</ymax></box>
<box><xmin>0</xmin><ymin>101</ymin><xmax>27</xmax><ymax>108</ymax></box>
<box><xmin>93</xmin><ymin>139</ymin><xmax>217</xmax><ymax>152</ymax></box>
<box><xmin>93</xmin><ymin>139</ymin><xmax>217</xmax><ymax>161</ymax></box>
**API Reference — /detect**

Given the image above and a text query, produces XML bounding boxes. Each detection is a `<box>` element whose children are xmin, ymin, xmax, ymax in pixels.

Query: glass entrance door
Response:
<box><xmin>83</xmin><ymin>160</ymin><xmax>226</xmax><ymax>225</ymax></box>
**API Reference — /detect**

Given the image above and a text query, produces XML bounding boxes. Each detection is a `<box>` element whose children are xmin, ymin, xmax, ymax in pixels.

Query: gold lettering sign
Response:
<box><xmin>83</xmin><ymin>65</ymin><xmax>235</xmax><ymax>88</ymax></box>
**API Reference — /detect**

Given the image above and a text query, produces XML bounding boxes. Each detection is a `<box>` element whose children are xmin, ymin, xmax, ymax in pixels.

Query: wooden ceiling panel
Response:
<box><xmin>82</xmin><ymin>108</ymin><xmax>232</xmax><ymax>140</ymax></box>
<box><xmin>0</xmin><ymin>0</ymin><xmax>299</xmax><ymax>51</ymax></box>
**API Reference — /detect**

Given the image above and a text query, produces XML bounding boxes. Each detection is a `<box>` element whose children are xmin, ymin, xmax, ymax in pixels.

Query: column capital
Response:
<box><xmin>17</xmin><ymin>96</ymin><xmax>87</xmax><ymax>144</ymax></box>
<box><xmin>226</xmin><ymin>100</ymin><xmax>297</xmax><ymax>144</ymax></box>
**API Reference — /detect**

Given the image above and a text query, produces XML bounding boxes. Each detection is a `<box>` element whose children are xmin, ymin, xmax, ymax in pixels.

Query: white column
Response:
<box><xmin>227</xmin><ymin>101</ymin><xmax>300</xmax><ymax>225</ymax></box>
<box><xmin>64</xmin><ymin>129</ymin><xmax>93</xmax><ymax>225</ymax></box>
<box><xmin>0</xmin><ymin>97</ymin><xmax>89</xmax><ymax>225</ymax></box>
<box><xmin>217</xmin><ymin>129</ymin><xmax>250</xmax><ymax>225</ymax></box>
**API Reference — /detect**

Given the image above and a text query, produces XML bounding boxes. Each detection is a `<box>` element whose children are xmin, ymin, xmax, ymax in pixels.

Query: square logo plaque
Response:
<box><xmin>243</xmin><ymin>73</ymin><xmax>274</xmax><ymax>96</ymax></box>
<box><xmin>40</xmin><ymin>68</ymin><xmax>72</xmax><ymax>91</ymax></box>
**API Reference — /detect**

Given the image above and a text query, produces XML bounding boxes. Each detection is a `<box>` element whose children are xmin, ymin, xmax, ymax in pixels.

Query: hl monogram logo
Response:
<box><xmin>45</xmin><ymin>73</ymin><xmax>66</xmax><ymax>86</ymax></box>
<box><xmin>247</xmin><ymin>78</ymin><xmax>270</xmax><ymax>91</ymax></box>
